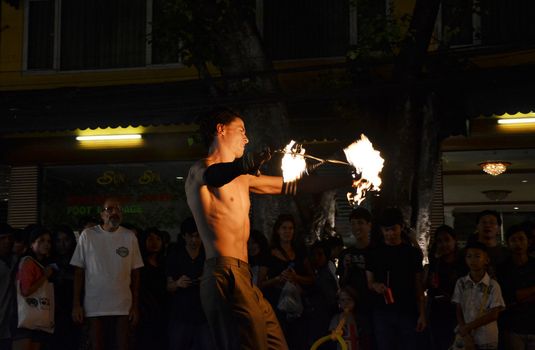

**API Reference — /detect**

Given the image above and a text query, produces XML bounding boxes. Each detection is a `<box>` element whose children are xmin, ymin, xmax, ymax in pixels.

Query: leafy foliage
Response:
<box><xmin>347</xmin><ymin>0</ymin><xmax>410</xmax><ymax>61</ymax></box>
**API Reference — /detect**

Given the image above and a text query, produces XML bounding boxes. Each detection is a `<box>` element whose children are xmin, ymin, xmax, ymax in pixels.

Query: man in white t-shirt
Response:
<box><xmin>71</xmin><ymin>197</ymin><xmax>143</xmax><ymax>350</ymax></box>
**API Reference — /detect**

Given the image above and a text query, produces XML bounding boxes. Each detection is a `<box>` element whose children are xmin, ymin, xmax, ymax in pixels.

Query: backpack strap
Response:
<box><xmin>18</xmin><ymin>255</ymin><xmax>45</xmax><ymax>272</ymax></box>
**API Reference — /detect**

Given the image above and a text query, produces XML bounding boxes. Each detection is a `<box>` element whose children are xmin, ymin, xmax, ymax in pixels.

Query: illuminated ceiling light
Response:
<box><xmin>513</xmin><ymin>206</ymin><xmax>520</xmax><ymax>210</ymax></box>
<box><xmin>478</xmin><ymin>161</ymin><xmax>511</xmax><ymax>176</ymax></box>
<box><xmin>521</xmin><ymin>180</ymin><xmax>528</xmax><ymax>183</ymax></box>
<box><xmin>76</xmin><ymin>134</ymin><xmax>142</xmax><ymax>141</ymax></box>
<box><xmin>482</xmin><ymin>190</ymin><xmax>511</xmax><ymax>201</ymax></box>
<box><xmin>497</xmin><ymin>117</ymin><xmax>535</xmax><ymax>125</ymax></box>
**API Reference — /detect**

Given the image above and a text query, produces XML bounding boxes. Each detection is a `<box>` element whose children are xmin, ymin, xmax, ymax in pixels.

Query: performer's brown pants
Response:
<box><xmin>201</xmin><ymin>256</ymin><xmax>288</xmax><ymax>350</ymax></box>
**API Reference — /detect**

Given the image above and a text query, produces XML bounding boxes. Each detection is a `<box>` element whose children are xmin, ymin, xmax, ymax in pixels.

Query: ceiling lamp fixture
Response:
<box><xmin>479</xmin><ymin>161</ymin><xmax>511</xmax><ymax>176</ymax></box>
<box><xmin>482</xmin><ymin>190</ymin><xmax>511</xmax><ymax>201</ymax></box>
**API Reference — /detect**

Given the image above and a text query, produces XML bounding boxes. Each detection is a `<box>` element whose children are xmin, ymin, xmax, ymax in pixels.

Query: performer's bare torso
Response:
<box><xmin>185</xmin><ymin>159</ymin><xmax>252</xmax><ymax>261</ymax></box>
<box><xmin>185</xmin><ymin>117</ymin><xmax>282</xmax><ymax>261</ymax></box>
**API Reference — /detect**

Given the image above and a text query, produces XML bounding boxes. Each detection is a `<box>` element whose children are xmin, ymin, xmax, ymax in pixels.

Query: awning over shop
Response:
<box><xmin>0</xmin><ymin>80</ymin><xmax>210</xmax><ymax>133</ymax></box>
<box><xmin>456</xmin><ymin>64</ymin><xmax>535</xmax><ymax>118</ymax></box>
<box><xmin>2</xmin><ymin>62</ymin><xmax>535</xmax><ymax>138</ymax></box>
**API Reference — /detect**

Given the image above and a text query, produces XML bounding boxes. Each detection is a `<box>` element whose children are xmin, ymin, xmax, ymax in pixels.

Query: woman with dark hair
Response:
<box><xmin>425</xmin><ymin>225</ymin><xmax>465</xmax><ymax>350</ymax></box>
<box><xmin>261</xmin><ymin>214</ymin><xmax>314</xmax><ymax>350</ymax></box>
<box><xmin>136</xmin><ymin>228</ymin><xmax>167</xmax><ymax>350</ymax></box>
<box><xmin>13</xmin><ymin>226</ymin><xmax>54</xmax><ymax>350</ymax></box>
<box><xmin>49</xmin><ymin>225</ymin><xmax>80</xmax><ymax>350</ymax></box>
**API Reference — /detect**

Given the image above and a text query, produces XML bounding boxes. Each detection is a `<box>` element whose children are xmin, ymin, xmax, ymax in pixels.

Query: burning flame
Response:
<box><xmin>343</xmin><ymin>134</ymin><xmax>384</xmax><ymax>206</ymax></box>
<box><xmin>281</xmin><ymin>140</ymin><xmax>307</xmax><ymax>182</ymax></box>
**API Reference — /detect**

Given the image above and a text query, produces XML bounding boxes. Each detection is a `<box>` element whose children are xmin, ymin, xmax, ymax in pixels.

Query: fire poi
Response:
<box><xmin>280</xmin><ymin>140</ymin><xmax>307</xmax><ymax>182</ymax></box>
<box><xmin>278</xmin><ymin>134</ymin><xmax>384</xmax><ymax>207</ymax></box>
<box><xmin>343</xmin><ymin>134</ymin><xmax>384</xmax><ymax>206</ymax></box>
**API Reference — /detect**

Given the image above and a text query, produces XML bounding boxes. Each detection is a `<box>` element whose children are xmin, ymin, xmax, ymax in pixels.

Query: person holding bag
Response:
<box><xmin>13</xmin><ymin>227</ymin><xmax>55</xmax><ymax>350</ymax></box>
<box><xmin>261</xmin><ymin>214</ymin><xmax>314</xmax><ymax>350</ymax></box>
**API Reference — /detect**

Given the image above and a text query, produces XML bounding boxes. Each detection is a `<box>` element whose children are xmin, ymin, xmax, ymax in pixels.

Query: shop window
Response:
<box><xmin>41</xmin><ymin>162</ymin><xmax>192</xmax><ymax>237</ymax></box>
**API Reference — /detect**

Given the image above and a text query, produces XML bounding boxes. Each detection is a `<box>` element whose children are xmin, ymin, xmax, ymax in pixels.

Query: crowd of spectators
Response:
<box><xmin>0</xmin><ymin>205</ymin><xmax>534</xmax><ymax>350</ymax></box>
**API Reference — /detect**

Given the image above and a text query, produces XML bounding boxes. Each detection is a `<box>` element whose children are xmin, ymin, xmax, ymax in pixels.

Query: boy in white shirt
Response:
<box><xmin>452</xmin><ymin>241</ymin><xmax>505</xmax><ymax>349</ymax></box>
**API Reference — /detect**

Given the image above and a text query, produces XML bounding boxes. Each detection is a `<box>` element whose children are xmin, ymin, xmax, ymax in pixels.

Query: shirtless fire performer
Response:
<box><xmin>185</xmin><ymin>108</ymin><xmax>350</xmax><ymax>350</ymax></box>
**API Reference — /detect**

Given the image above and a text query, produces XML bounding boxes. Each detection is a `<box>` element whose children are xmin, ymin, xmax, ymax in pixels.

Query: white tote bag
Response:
<box><xmin>16</xmin><ymin>257</ymin><xmax>55</xmax><ymax>333</ymax></box>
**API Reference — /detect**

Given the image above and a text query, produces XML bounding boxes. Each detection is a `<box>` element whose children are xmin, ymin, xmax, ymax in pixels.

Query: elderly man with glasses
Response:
<box><xmin>70</xmin><ymin>197</ymin><xmax>143</xmax><ymax>350</ymax></box>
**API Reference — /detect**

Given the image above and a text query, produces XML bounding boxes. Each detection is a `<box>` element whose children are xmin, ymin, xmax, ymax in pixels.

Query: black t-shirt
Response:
<box><xmin>426</xmin><ymin>254</ymin><xmax>465</xmax><ymax>325</ymax></box>
<box><xmin>338</xmin><ymin>247</ymin><xmax>368</xmax><ymax>281</ymax></box>
<box><xmin>264</xmin><ymin>248</ymin><xmax>308</xmax><ymax>307</ymax></box>
<box><xmin>497</xmin><ymin>256</ymin><xmax>535</xmax><ymax>334</ymax></box>
<box><xmin>426</xmin><ymin>254</ymin><xmax>466</xmax><ymax>299</ymax></box>
<box><xmin>366</xmin><ymin>243</ymin><xmax>423</xmax><ymax>314</ymax></box>
<box><xmin>165</xmin><ymin>245</ymin><xmax>206</xmax><ymax>324</ymax></box>
<box><xmin>53</xmin><ymin>257</ymin><xmax>76</xmax><ymax>318</ymax></box>
<box><xmin>139</xmin><ymin>262</ymin><xmax>167</xmax><ymax>322</ymax></box>
<box><xmin>338</xmin><ymin>246</ymin><xmax>373</xmax><ymax>314</ymax></box>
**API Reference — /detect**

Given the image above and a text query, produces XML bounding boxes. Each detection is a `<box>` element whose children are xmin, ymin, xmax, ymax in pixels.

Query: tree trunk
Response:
<box><xmin>414</xmin><ymin>93</ymin><xmax>440</xmax><ymax>262</ymax></box>
<box><xmin>307</xmin><ymin>190</ymin><xmax>337</xmax><ymax>244</ymax></box>
<box><xmin>394</xmin><ymin>0</ymin><xmax>443</xmax><ymax>80</ymax></box>
<box><xmin>382</xmin><ymin>96</ymin><xmax>419</xmax><ymax>221</ymax></box>
<box><xmin>381</xmin><ymin>0</ymin><xmax>442</xmax><ymax>255</ymax></box>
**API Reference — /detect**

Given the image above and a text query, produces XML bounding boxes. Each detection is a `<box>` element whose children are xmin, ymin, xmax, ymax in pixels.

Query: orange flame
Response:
<box><xmin>281</xmin><ymin>140</ymin><xmax>307</xmax><ymax>182</ymax></box>
<box><xmin>343</xmin><ymin>134</ymin><xmax>384</xmax><ymax>206</ymax></box>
